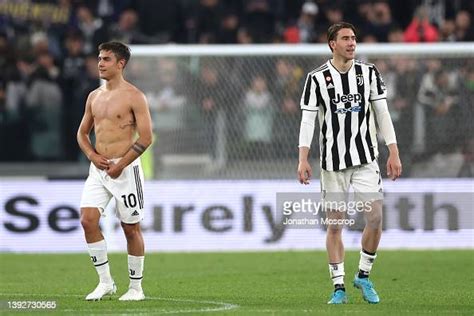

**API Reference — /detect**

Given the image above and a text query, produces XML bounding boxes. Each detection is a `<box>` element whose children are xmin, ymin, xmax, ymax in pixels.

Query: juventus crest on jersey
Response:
<box><xmin>300</xmin><ymin>59</ymin><xmax>387</xmax><ymax>171</ymax></box>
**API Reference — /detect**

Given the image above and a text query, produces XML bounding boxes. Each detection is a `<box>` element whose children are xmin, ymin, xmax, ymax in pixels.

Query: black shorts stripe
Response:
<box><xmin>136</xmin><ymin>166</ymin><xmax>144</xmax><ymax>209</ymax></box>
<box><xmin>340</xmin><ymin>72</ymin><xmax>352</xmax><ymax>168</ymax></box>
<box><xmin>94</xmin><ymin>260</ymin><xmax>109</xmax><ymax>267</ymax></box>
<box><xmin>132</xmin><ymin>166</ymin><xmax>140</xmax><ymax>208</ymax></box>
<box><xmin>133</xmin><ymin>166</ymin><xmax>144</xmax><ymax>209</ymax></box>
<box><xmin>354</xmin><ymin>64</ymin><xmax>368</xmax><ymax>164</ymax></box>
<box><xmin>137</xmin><ymin>170</ymin><xmax>144</xmax><ymax>209</ymax></box>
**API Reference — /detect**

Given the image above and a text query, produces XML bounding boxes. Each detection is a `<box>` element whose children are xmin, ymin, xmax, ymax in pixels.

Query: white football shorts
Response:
<box><xmin>320</xmin><ymin>159</ymin><xmax>384</xmax><ymax>203</ymax></box>
<box><xmin>80</xmin><ymin>157</ymin><xmax>145</xmax><ymax>224</ymax></box>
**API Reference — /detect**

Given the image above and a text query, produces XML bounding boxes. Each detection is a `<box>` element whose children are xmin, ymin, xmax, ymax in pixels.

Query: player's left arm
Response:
<box><xmin>370</xmin><ymin>65</ymin><xmax>402</xmax><ymax>181</ymax></box>
<box><xmin>372</xmin><ymin>98</ymin><xmax>402</xmax><ymax>181</ymax></box>
<box><xmin>107</xmin><ymin>90</ymin><xmax>153</xmax><ymax>178</ymax></box>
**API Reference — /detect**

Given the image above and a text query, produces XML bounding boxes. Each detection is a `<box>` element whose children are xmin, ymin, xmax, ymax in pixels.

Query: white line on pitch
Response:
<box><xmin>0</xmin><ymin>293</ymin><xmax>239</xmax><ymax>314</ymax></box>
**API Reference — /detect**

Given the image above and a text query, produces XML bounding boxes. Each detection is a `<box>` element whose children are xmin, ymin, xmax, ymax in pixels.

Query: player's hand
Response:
<box><xmin>297</xmin><ymin>160</ymin><xmax>312</xmax><ymax>185</ymax></box>
<box><xmin>90</xmin><ymin>153</ymin><xmax>110</xmax><ymax>170</ymax></box>
<box><xmin>106</xmin><ymin>161</ymin><xmax>123</xmax><ymax>179</ymax></box>
<box><xmin>386</xmin><ymin>153</ymin><xmax>402</xmax><ymax>181</ymax></box>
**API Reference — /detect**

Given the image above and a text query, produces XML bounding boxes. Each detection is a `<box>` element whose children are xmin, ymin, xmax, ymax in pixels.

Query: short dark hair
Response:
<box><xmin>98</xmin><ymin>41</ymin><xmax>131</xmax><ymax>67</ymax></box>
<box><xmin>327</xmin><ymin>22</ymin><xmax>357</xmax><ymax>52</ymax></box>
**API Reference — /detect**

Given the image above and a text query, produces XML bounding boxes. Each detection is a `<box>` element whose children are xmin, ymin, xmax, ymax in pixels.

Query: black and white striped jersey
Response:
<box><xmin>300</xmin><ymin>59</ymin><xmax>387</xmax><ymax>171</ymax></box>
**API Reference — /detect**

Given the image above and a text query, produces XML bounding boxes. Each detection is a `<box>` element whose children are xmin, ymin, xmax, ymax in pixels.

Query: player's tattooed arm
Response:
<box><xmin>132</xmin><ymin>142</ymin><xmax>147</xmax><ymax>154</ymax></box>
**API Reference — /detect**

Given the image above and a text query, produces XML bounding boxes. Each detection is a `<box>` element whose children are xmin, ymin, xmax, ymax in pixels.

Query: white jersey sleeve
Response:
<box><xmin>372</xmin><ymin>98</ymin><xmax>397</xmax><ymax>145</ymax></box>
<box><xmin>298</xmin><ymin>110</ymin><xmax>317</xmax><ymax>148</ymax></box>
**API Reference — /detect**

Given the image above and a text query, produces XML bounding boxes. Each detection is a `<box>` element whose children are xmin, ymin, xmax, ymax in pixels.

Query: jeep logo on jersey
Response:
<box><xmin>332</xmin><ymin>93</ymin><xmax>362</xmax><ymax>104</ymax></box>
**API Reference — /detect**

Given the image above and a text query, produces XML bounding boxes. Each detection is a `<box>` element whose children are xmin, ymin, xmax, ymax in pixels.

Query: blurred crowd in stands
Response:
<box><xmin>0</xmin><ymin>0</ymin><xmax>473</xmax><ymax>177</ymax></box>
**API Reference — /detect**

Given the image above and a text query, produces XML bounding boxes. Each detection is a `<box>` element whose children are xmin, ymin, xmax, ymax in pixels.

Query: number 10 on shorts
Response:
<box><xmin>121</xmin><ymin>193</ymin><xmax>137</xmax><ymax>208</ymax></box>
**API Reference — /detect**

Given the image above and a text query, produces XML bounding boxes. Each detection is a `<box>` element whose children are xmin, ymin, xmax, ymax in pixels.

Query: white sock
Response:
<box><xmin>128</xmin><ymin>255</ymin><xmax>144</xmax><ymax>290</ymax></box>
<box><xmin>358</xmin><ymin>250</ymin><xmax>377</xmax><ymax>277</ymax></box>
<box><xmin>87</xmin><ymin>239</ymin><xmax>113</xmax><ymax>284</ymax></box>
<box><xmin>329</xmin><ymin>262</ymin><xmax>345</xmax><ymax>287</ymax></box>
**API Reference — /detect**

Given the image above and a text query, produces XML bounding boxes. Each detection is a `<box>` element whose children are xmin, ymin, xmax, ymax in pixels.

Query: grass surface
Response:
<box><xmin>0</xmin><ymin>250</ymin><xmax>473</xmax><ymax>315</ymax></box>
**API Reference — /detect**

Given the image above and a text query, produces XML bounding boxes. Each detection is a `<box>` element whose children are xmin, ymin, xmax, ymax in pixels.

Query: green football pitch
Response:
<box><xmin>1</xmin><ymin>250</ymin><xmax>473</xmax><ymax>315</ymax></box>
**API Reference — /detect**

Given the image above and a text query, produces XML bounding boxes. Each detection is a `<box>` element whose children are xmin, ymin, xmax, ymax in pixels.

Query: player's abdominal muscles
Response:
<box><xmin>95</xmin><ymin>129</ymin><xmax>134</xmax><ymax>159</ymax></box>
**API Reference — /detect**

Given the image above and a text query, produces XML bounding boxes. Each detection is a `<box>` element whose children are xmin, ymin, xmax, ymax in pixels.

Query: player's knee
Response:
<box><xmin>327</xmin><ymin>224</ymin><xmax>343</xmax><ymax>235</ymax></box>
<box><xmin>80</xmin><ymin>215</ymin><xmax>98</xmax><ymax>232</ymax></box>
<box><xmin>122</xmin><ymin>223</ymin><xmax>141</xmax><ymax>240</ymax></box>
<box><xmin>366</xmin><ymin>213</ymin><xmax>382</xmax><ymax>229</ymax></box>
<box><xmin>80</xmin><ymin>208</ymin><xmax>101</xmax><ymax>232</ymax></box>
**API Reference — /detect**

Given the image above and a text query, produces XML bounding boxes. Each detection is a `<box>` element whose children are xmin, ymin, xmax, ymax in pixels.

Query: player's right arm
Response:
<box><xmin>298</xmin><ymin>147</ymin><xmax>312</xmax><ymax>185</ymax></box>
<box><xmin>298</xmin><ymin>111</ymin><xmax>316</xmax><ymax>184</ymax></box>
<box><xmin>77</xmin><ymin>91</ymin><xmax>109</xmax><ymax>170</ymax></box>
<box><xmin>297</xmin><ymin>73</ymin><xmax>319</xmax><ymax>185</ymax></box>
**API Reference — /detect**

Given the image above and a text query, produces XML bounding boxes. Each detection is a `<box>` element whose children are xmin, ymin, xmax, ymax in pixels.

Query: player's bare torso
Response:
<box><xmin>90</xmin><ymin>82</ymin><xmax>139</xmax><ymax>159</ymax></box>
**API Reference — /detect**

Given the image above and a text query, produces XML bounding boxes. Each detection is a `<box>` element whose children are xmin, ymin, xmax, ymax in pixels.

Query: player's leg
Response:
<box><xmin>122</xmin><ymin>223</ymin><xmax>145</xmax><ymax>297</ymax></box>
<box><xmin>352</xmin><ymin>200</ymin><xmax>382</xmax><ymax>304</ymax></box>
<box><xmin>361</xmin><ymin>199</ymin><xmax>383</xmax><ymax>256</ymax></box>
<box><xmin>326</xmin><ymin>209</ymin><xmax>348</xmax><ymax>304</ymax></box>
<box><xmin>321</xmin><ymin>169</ymin><xmax>350</xmax><ymax>304</ymax></box>
<box><xmin>112</xmin><ymin>158</ymin><xmax>146</xmax><ymax>301</ymax></box>
<box><xmin>80</xmin><ymin>207</ymin><xmax>116</xmax><ymax>300</ymax></box>
<box><xmin>118</xmin><ymin>222</ymin><xmax>145</xmax><ymax>301</ymax></box>
<box><xmin>326</xmin><ymin>208</ymin><xmax>345</xmax><ymax>263</ymax></box>
<box><xmin>80</xmin><ymin>167</ymin><xmax>116</xmax><ymax>301</ymax></box>
<box><xmin>351</xmin><ymin>160</ymin><xmax>383</xmax><ymax>304</ymax></box>
<box><xmin>80</xmin><ymin>207</ymin><xmax>103</xmax><ymax>243</ymax></box>
<box><xmin>121</xmin><ymin>222</ymin><xmax>145</xmax><ymax>255</ymax></box>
